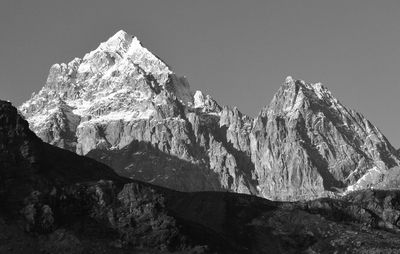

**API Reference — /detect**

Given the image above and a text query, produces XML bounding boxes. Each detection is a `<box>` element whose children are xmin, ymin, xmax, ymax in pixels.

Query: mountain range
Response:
<box><xmin>2</xmin><ymin>29</ymin><xmax>400</xmax><ymax>253</ymax></box>
<box><xmin>19</xmin><ymin>30</ymin><xmax>400</xmax><ymax>201</ymax></box>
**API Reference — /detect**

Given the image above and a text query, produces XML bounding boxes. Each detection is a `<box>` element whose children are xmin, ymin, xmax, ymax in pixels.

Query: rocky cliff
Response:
<box><xmin>20</xmin><ymin>30</ymin><xmax>400</xmax><ymax>201</ymax></box>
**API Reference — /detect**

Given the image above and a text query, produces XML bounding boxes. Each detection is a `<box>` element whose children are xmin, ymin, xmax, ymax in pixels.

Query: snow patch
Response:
<box><xmin>285</xmin><ymin>91</ymin><xmax>304</xmax><ymax>118</ymax></box>
<box><xmin>193</xmin><ymin>90</ymin><xmax>205</xmax><ymax>108</ymax></box>
<box><xmin>78</xmin><ymin>108</ymin><xmax>155</xmax><ymax>128</ymax></box>
<box><xmin>313</xmin><ymin>83</ymin><xmax>324</xmax><ymax>99</ymax></box>
<box><xmin>69</xmin><ymin>99</ymin><xmax>92</xmax><ymax>116</ymax></box>
<box><xmin>345</xmin><ymin>166</ymin><xmax>384</xmax><ymax>193</ymax></box>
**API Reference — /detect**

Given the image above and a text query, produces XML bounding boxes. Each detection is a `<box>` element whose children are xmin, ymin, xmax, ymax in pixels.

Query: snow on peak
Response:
<box><xmin>269</xmin><ymin>77</ymin><xmax>341</xmax><ymax>119</ymax></box>
<box><xmin>76</xmin><ymin>30</ymin><xmax>172</xmax><ymax>78</ymax></box>
<box><xmin>100</xmin><ymin>29</ymin><xmax>133</xmax><ymax>53</ymax></box>
<box><xmin>304</xmin><ymin>82</ymin><xmax>330</xmax><ymax>100</ymax></box>
<box><xmin>20</xmin><ymin>30</ymin><xmax>177</xmax><ymax>129</ymax></box>
<box><xmin>285</xmin><ymin>76</ymin><xmax>294</xmax><ymax>84</ymax></box>
<box><xmin>191</xmin><ymin>90</ymin><xmax>222</xmax><ymax>114</ymax></box>
<box><xmin>20</xmin><ymin>30</ymin><xmax>223</xmax><ymax>134</ymax></box>
<box><xmin>97</xmin><ymin>30</ymin><xmax>151</xmax><ymax>56</ymax></box>
<box><xmin>108</xmin><ymin>29</ymin><xmax>130</xmax><ymax>42</ymax></box>
<box><xmin>194</xmin><ymin>90</ymin><xmax>205</xmax><ymax>108</ymax></box>
<box><xmin>282</xmin><ymin>76</ymin><xmax>333</xmax><ymax>102</ymax></box>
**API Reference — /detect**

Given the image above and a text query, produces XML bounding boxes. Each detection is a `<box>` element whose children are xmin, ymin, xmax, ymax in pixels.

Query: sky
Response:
<box><xmin>1</xmin><ymin>0</ymin><xmax>400</xmax><ymax>146</ymax></box>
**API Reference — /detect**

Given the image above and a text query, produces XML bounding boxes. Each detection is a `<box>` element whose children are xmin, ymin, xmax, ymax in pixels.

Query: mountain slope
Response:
<box><xmin>4</xmin><ymin>100</ymin><xmax>400</xmax><ymax>253</ymax></box>
<box><xmin>0</xmin><ymin>100</ymin><xmax>123</xmax><ymax>211</ymax></box>
<box><xmin>20</xmin><ymin>30</ymin><xmax>400</xmax><ymax>201</ymax></box>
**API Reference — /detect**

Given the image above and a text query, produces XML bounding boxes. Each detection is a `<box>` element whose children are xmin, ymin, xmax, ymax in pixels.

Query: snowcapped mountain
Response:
<box><xmin>20</xmin><ymin>30</ymin><xmax>400</xmax><ymax>201</ymax></box>
<box><xmin>20</xmin><ymin>30</ymin><xmax>196</xmax><ymax>152</ymax></box>
<box><xmin>19</xmin><ymin>30</ymin><xmax>248</xmax><ymax>194</ymax></box>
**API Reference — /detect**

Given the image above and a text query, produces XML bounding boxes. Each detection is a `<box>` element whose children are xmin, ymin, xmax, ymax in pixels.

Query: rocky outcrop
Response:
<box><xmin>19</xmin><ymin>30</ymin><xmax>400</xmax><ymax>201</ymax></box>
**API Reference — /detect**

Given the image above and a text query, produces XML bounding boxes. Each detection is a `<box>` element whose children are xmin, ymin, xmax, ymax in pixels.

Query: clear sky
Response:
<box><xmin>1</xmin><ymin>0</ymin><xmax>400</xmax><ymax>146</ymax></box>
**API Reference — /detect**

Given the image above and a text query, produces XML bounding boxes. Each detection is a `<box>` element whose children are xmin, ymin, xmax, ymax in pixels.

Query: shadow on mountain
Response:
<box><xmin>86</xmin><ymin>140</ymin><xmax>225</xmax><ymax>192</ymax></box>
<box><xmin>216</xmin><ymin>124</ymin><xmax>258</xmax><ymax>188</ymax></box>
<box><xmin>296</xmin><ymin>113</ymin><xmax>345</xmax><ymax>191</ymax></box>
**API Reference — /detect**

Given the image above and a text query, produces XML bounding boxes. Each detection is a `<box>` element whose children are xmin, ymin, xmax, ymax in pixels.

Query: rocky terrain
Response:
<box><xmin>250</xmin><ymin>76</ymin><xmax>399</xmax><ymax>200</ymax></box>
<box><xmin>19</xmin><ymin>30</ymin><xmax>400</xmax><ymax>201</ymax></box>
<box><xmin>4</xmin><ymin>100</ymin><xmax>400</xmax><ymax>253</ymax></box>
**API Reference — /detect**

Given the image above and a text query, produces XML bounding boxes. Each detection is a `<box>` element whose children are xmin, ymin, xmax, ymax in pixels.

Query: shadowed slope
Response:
<box><xmin>4</xmin><ymin>100</ymin><xmax>400</xmax><ymax>253</ymax></box>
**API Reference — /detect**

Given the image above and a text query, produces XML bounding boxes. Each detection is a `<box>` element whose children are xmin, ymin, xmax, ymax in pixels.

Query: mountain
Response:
<box><xmin>20</xmin><ymin>30</ymin><xmax>400</xmax><ymax>201</ymax></box>
<box><xmin>19</xmin><ymin>30</ymin><xmax>255</xmax><ymax>196</ymax></box>
<box><xmin>4</xmin><ymin>99</ymin><xmax>400</xmax><ymax>253</ymax></box>
<box><xmin>250</xmin><ymin>76</ymin><xmax>399</xmax><ymax>200</ymax></box>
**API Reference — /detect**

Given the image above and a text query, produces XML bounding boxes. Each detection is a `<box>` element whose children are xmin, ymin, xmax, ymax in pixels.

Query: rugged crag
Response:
<box><xmin>250</xmin><ymin>77</ymin><xmax>399</xmax><ymax>200</ymax></box>
<box><xmin>20</xmin><ymin>30</ymin><xmax>400</xmax><ymax>201</ymax></box>
<box><xmin>4</xmin><ymin>100</ymin><xmax>400</xmax><ymax>253</ymax></box>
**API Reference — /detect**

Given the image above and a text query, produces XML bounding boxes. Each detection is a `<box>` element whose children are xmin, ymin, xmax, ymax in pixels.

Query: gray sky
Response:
<box><xmin>1</xmin><ymin>0</ymin><xmax>400</xmax><ymax>146</ymax></box>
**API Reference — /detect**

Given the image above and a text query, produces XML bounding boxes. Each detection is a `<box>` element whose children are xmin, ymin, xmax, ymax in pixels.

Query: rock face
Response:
<box><xmin>250</xmin><ymin>77</ymin><xmax>399</xmax><ymax>200</ymax></box>
<box><xmin>20</xmin><ymin>30</ymin><xmax>400</xmax><ymax>201</ymax></box>
<box><xmin>4</xmin><ymin>100</ymin><xmax>400</xmax><ymax>253</ymax></box>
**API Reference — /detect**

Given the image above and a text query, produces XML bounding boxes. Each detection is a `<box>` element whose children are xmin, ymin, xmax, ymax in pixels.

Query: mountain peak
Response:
<box><xmin>278</xmin><ymin>77</ymin><xmax>334</xmax><ymax>105</ymax></box>
<box><xmin>100</xmin><ymin>30</ymin><xmax>149</xmax><ymax>56</ymax></box>
<box><xmin>110</xmin><ymin>29</ymin><xmax>130</xmax><ymax>40</ymax></box>
<box><xmin>19</xmin><ymin>30</ymin><xmax>197</xmax><ymax>153</ymax></box>
<box><xmin>100</xmin><ymin>29</ymin><xmax>134</xmax><ymax>52</ymax></box>
<box><xmin>75</xmin><ymin>30</ymin><xmax>171</xmax><ymax>79</ymax></box>
<box><xmin>285</xmin><ymin>75</ymin><xmax>295</xmax><ymax>84</ymax></box>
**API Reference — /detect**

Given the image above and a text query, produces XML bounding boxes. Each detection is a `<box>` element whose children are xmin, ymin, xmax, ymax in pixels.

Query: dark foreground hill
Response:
<box><xmin>2</xmin><ymin>100</ymin><xmax>400</xmax><ymax>253</ymax></box>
